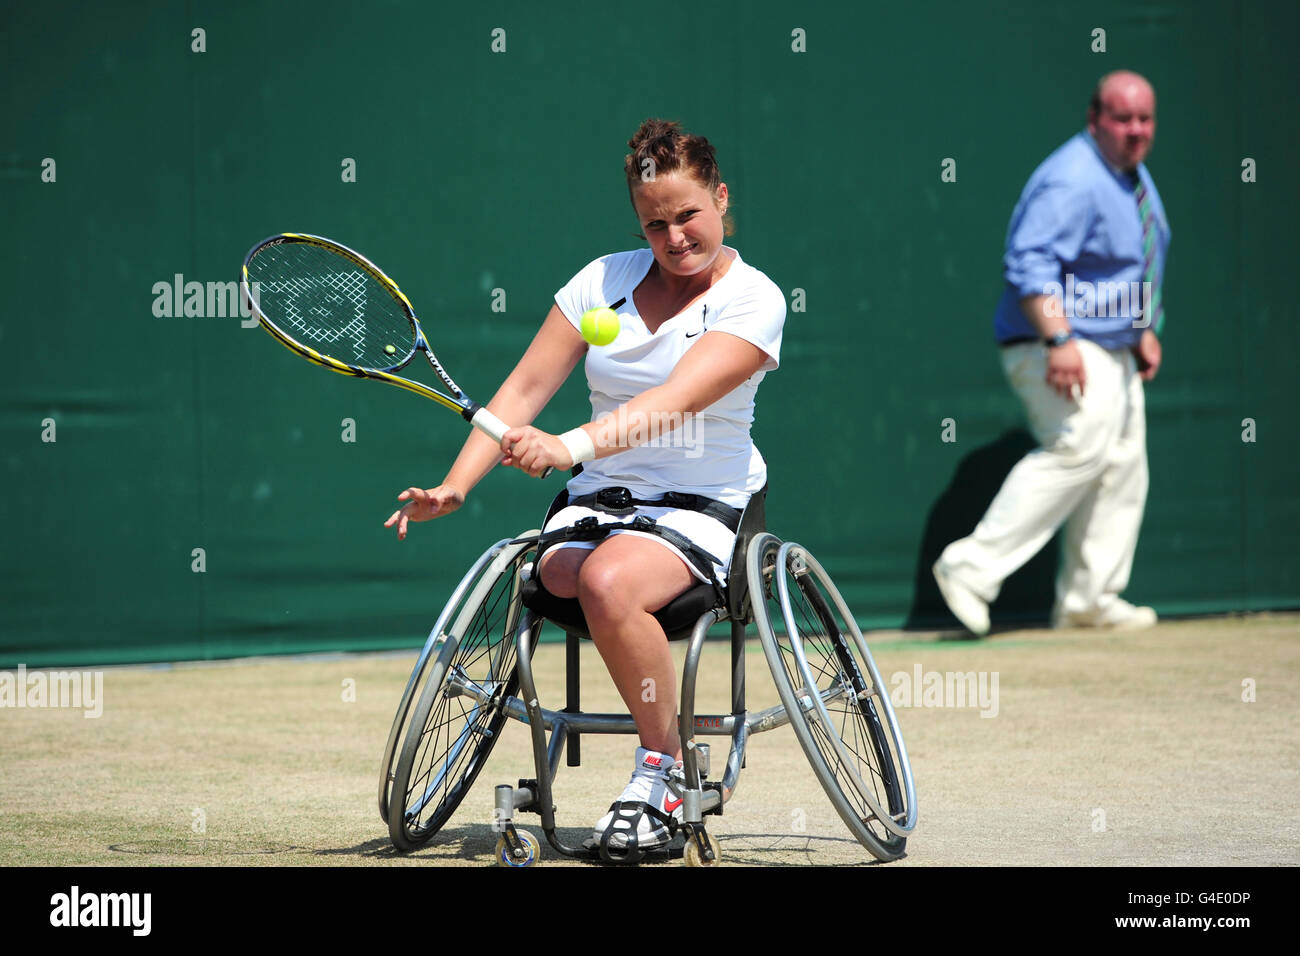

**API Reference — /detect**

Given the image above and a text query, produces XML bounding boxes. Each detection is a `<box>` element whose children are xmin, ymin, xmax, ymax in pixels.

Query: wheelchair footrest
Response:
<box><xmin>579</xmin><ymin>833</ymin><xmax>685</xmax><ymax>864</ymax></box>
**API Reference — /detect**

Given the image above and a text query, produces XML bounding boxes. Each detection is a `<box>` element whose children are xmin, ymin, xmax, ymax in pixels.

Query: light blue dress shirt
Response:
<box><xmin>993</xmin><ymin>131</ymin><xmax>1170</xmax><ymax>349</ymax></box>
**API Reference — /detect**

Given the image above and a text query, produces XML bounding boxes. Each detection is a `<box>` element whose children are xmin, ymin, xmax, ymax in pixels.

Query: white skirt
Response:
<box><xmin>541</xmin><ymin>503</ymin><xmax>738</xmax><ymax>584</ymax></box>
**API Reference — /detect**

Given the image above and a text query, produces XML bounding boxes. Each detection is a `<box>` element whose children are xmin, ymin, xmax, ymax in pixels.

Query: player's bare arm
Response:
<box><xmin>386</xmin><ymin>305</ymin><xmax>585</xmax><ymax>535</ymax></box>
<box><xmin>595</xmin><ymin>330</ymin><xmax>768</xmax><ymax>445</ymax></box>
<box><xmin>501</xmin><ymin>330</ymin><xmax>769</xmax><ymax>477</ymax></box>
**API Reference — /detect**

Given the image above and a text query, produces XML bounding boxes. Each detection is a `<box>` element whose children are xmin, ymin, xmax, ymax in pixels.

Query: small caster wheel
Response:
<box><xmin>683</xmin><ymin>830</ymin><xmax>720</xmax><ymax>867</ymax></box>
<box><xmin>495</xmin><ymin>828</ymin><xmax>540</xmax><ymax>867</ymax></box>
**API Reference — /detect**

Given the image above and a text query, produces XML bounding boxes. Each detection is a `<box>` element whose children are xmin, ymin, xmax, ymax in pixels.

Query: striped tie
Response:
<box><xmin>1133</xmin><ymin>175</ymin><xmax>1164</xmax><ymax>335</ymax></box>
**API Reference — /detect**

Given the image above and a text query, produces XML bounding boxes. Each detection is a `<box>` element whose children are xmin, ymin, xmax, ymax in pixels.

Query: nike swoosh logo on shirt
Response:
<box><xmin>685</xmin><ymin>303</ymin><xmax>709</xmax><ymax>338</ymax></box>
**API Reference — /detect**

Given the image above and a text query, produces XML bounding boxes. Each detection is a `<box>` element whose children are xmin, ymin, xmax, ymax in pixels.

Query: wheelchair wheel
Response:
<box><xmin>747</xmin><ymin>533</ymin><xmax>917</xmax><ymax>862</ymax></box>
<box><xmin>494</xmin><ymin>829</ymin><xmax>540</xmax><ymax>867</ymax></box>
<box><xmin>386</xmin><ymin>536</ymin><xmax>534</xmax><ymax>851</ymax></box>
<box><xmin>683</xmin><ymin>829</ymin><xmax>721</xmax><ymax>868</ymax></box>
<box><xmin>379</xmin><ymin>537</ymin><xmax>537</xmax><ymax>822</ymax></box>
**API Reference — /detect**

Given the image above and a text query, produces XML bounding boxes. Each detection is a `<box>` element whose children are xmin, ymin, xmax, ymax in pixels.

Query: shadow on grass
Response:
<box><xmin>318</xmin><ymin>825</ymin><xmax>617</xmax><ymax>865</ymax></box>
<box><xmin>109</xmin><ymin>838</ymin><xmax>308</xmax><ymax>856</ymax></box>
<box><xmin>717</xmin><ymin>832</ymin><xmax>900</xmax><ymax>867</ymax></box>
<box><xmin>905</xmin><ymin>428</ymin><xmax>1060</xmax><ymax>634</ymax></box>
<box><xmin>315</xmin><ymin>826</ymin><xmax>893</xmax><ymax>867</ymax></box>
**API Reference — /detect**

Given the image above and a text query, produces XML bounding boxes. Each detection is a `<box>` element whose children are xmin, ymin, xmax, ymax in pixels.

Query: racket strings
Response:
<box><xmin>265</xmin><ymin>270</ymin><xmax>368</xmax><ymax>355</ymax></box>
<box><xmin>248</xmin><ymin>241</ymin><xmax>414</xmax><ymax>369</ymax></box>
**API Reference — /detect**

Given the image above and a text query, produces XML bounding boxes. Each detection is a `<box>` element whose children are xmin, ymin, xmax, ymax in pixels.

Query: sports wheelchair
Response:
<box><xmin>378</xmin><ymin>486</ymin><xmax>917</xmax><ymax>866</ymax></box>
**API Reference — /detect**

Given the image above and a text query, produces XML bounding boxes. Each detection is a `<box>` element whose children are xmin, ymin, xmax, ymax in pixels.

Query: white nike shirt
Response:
<box><xmin>554</xmin><ymin>247</ymin><xmax>786</xmax><ymax>508</ymax></box>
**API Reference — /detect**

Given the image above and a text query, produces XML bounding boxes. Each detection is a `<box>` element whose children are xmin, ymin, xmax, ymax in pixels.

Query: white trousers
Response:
<box><xmin>939</xmin><ymin>338</ymin><xmax>1149</xmax><ymax>617</ymax></box>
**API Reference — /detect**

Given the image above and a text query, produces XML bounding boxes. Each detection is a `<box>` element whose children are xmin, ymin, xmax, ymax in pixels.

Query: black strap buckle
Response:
<box><xmin>569</xmin><ymin>516</ymin><xmax>602</xmax><ymax>538</ymax></box>
<box><xmin>662</xmin><ymin>491</ymin><xmax>696</xmax><ymax>509</ymax></box>
<box><xmin>594</xmin><ymin>487</ymin><xmax>634</xmax><ymax>515</ymax></box>
<box><xmin>631</xmin><ymin>514</ymin><xmax>658</xmax><ymax>533</ymax></box>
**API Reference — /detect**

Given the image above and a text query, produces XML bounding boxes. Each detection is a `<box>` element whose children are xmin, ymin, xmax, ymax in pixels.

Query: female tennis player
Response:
<box><xmin>385</xmin><ymin>118</ymin><xmax>786</xmax><ymax>852</ymax></box>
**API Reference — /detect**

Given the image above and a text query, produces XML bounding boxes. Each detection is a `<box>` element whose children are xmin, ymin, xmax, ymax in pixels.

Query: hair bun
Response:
<box><xmin>628</xmin><ymin>118</ymin><xmax>681</xmax><ymax>153</ymax></box>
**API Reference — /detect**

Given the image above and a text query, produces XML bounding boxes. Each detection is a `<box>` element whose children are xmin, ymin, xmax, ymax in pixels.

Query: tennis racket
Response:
<box><xmin>241</xmin><ymin>233</ymin><xmax>550</xmax><ymax>478</ymax></box>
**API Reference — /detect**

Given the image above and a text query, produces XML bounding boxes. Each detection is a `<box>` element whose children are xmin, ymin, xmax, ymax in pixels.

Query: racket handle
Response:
<box><xmin>468</xmin><ymin>406</ymin><xmax>554</xmax><ymax>480</ymax></box>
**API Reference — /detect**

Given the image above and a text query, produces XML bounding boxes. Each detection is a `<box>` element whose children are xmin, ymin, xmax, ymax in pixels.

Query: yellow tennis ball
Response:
<box><xmin>580</xmin><ymin>307</ymin><xmax>620</xmax><ymax>346</ymax></box>
<box><xmin>384</xmin><ymin>344</ymin><xmax>397</xmax><ymax>355</ymax></box>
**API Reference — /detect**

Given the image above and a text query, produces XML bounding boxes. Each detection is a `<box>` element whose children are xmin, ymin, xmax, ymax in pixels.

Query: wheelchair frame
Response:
<box><xmin>379</xmin><ymin>490</ymin><xmax>917</xmax><ymax>866</ymax></box>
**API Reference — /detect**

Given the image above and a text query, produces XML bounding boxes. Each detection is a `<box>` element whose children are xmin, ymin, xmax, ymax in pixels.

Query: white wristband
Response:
<box><xmin>558</xmin><ymin>427</ymin><xmax>596</xmax><ymax>466</ymax></box>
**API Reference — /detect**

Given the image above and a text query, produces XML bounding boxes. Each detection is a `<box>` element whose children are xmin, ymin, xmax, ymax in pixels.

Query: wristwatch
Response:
<box><xmin>1044</xmin><ymin>330</ymin><xmax>1074</xmax><ymax>348</ymax></box>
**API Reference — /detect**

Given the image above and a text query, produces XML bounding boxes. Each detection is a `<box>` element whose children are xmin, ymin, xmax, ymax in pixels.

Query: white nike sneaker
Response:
<box><xmin>1054</xmin><ymin>598</ymin><xmax>1157</xmax><ymax>631</ymax></box>
<box><xmin>593</xmin><ymin>747</ymin><xmax>685</xmax><ymax>853</ymax></box>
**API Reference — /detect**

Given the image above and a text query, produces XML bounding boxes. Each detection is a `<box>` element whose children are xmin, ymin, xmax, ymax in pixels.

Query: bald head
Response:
<box><xmin>1088</xmin><ymin>71</ymin><xmax>1157</xmax><ymax>171</ymax></box>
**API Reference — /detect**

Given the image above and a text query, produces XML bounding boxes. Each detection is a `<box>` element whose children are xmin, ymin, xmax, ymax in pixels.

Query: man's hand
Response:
<box><xmin>1046</xmin><ymin>339</ymin><xmax>1087</xmax><ymax>399</ymax></box>
<box><xmin>1132</xmin><ymin>328</ymin><xmax>1161</xmax><ymax>381</ymax></box>
<box><xmin>384</xmin><ymin>485</ymin><xmax>465</xmax><ymax>540</ymax></box>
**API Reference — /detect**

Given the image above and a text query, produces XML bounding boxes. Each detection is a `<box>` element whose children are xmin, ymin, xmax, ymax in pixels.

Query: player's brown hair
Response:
<box><xmin>624</xmin><ymin>119</ymin><xmax>734</xmax><ymax>235</ymax></box>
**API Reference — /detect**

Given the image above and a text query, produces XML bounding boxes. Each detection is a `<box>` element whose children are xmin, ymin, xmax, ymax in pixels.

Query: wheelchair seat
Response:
<box><xmin>519</xmin><ymin>484</ymin><xmax>768</xmax><ymax>640</ymax></box>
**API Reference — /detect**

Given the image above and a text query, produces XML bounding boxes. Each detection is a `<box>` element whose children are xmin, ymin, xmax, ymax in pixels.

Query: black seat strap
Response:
<box><xmin>530</xmin><ymin>515</ymin><xmax>726</xmax><ymax>607</ymax></box>
<box><xmin>566</xmin><ymin>487</ymin><xmax>742</xmax><ymax>533</ymax></box>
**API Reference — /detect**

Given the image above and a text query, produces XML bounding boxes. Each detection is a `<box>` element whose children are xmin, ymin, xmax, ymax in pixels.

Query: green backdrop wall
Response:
<box><xmin>3</xmin><ymin>0</ymin><xmax>1296</xmax><ymax>667</ymax></box>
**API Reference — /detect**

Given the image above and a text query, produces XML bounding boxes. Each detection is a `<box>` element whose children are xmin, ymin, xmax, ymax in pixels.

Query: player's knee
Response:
<box><xmin>538</xmin><ymin>549</ymin><xmax>583</xmax><ymax>599</ymax></box>
<box><xmin>576</xmin><ymin>560</ymin><xmax>631</xmax><ymax>621</ymax></box>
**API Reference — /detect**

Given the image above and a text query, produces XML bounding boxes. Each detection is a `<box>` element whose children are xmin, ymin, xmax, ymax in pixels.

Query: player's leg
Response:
<box><xmin>532</xmin><ymin>506</ymin><xmax>731</xmax><ymax>854</ymax></box>
<box><xmin>537</xmin><ymin>533</ymin><xmax>694</xmax><ymax>754</ymax></box>
<box><xmin>572</xmin><ymin>534</ymin><xmax>697</xmax><ymax>854</ymax></box>
<box><xmin>537</xmin><ymin>526</ymin><xmax>709</xmax><ymax>753</ymax></box>
<box><xmin>536</xmin><ymin>544</ymin><xmax>590</xmax><ymax>598</ymax></box>
<box><xmin>576</xmin><ymin>533</ymin><xmax>694</xmax><ymax>757</ymax></box>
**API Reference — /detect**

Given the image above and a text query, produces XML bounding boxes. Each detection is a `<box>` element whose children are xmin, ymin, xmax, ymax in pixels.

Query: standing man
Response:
<box><xmin>933</xmin><ymin>71</ymin><xmax>1170</xmax><ymax>635</ymax></box>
